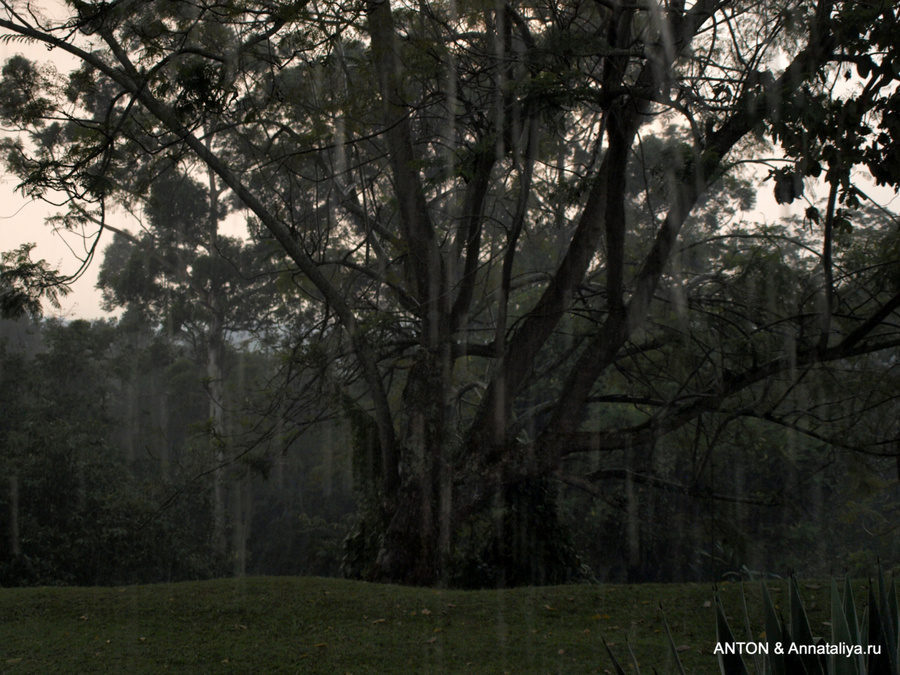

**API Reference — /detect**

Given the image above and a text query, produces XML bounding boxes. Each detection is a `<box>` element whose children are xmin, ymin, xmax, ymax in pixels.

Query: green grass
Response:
<box><xmin>0</xmin><ymin>576</ymin><xmax>837</xmax><ymax>674</ymax></box>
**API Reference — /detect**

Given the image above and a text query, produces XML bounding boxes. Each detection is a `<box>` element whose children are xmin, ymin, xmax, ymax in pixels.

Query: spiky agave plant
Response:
<box><xmin>602</xmin><ymin>572</ymin><xmax>899</xmax><ymax>675</ymax></box>
<box><xmin>715</xmin><ymin>571</ymin><xmax>899</xmax><ymax>675</ymax></box>
<box><xmin>602</xmin><ymin>605</ymin><xmax>688</xmax><ymax>675</ymax></box>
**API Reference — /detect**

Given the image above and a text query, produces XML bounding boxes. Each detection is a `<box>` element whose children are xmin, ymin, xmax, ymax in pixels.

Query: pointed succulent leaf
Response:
<box><xmin>888</xmin><ymin>578</ymin><xmax>900</xmax><ymax>673</ymax></box>
<box><xmin>842</xmin><ymin>577</ymin><xmax>866</xmax><ymax>675</ymax></box>
<box><xmin>717</xmin><ymin>592</ymin><xmax>751</xmax><ymax>675</ymax></box>
<box><xmin>762</xmin><ymin>582</ymin><xmax>786</xmax><ymax>675</ymax></box>
<box><xmin>660</xmin><ymin>604</ymin><xmax>687</xmax><ymax>675</ymax></box>
<box><xmin>790</xmin><ymin>577</ymin><xmax>824</xmax><ymax>675</ymax></box>
<box><xmin>602</xmin><ymin>635</ymin><xmax>628</xmax><ymax>675</ymax></box>
<box><xmin>790</xmin><ymin>577</ymin><xmax>816</xmax><ymax>644</ymax></box>
<box><xmin>877</xmin><ymin>568</ymin><xmax>898</xmax><ymax>675</ymax></box>
<box><xmin>831</xmin><ymin>578</ymin><xmax>859</xmax><ymax>675</ymax></box>
<box><xmin>867</xmin><ymin>585</ymin><xmax>892</xmax><ymax>675</ymax></box>
<box><xmin>627</xmin><ymin>638</ymin><xmax>642</xmax><ymax>675</ymax></box>
<box><xmin>844</xmin><ymin>577</ymin><xmax>861</xmax><ymax>648</ymax></box>
<box><xmin>741</xmin><ymin>584</ymin><xmax>766</xmax><ymax>675</ymax></box>
<box><xmin>780</xmin><ymin>621</ymin><xmax>809</xmax><ymax>675</ymax></box>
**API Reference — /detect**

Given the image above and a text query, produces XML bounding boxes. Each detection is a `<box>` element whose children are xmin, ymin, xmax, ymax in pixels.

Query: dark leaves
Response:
<box><xmin>0</xmin><ymin>244</ymin><xmax>71</xmax><ymax>319</ymax></box>
<box><xmin>0</xmin><ymin>55</ymin><xmax>55</xmax><ymax>127</ymax></box>
<box><xmin>771</xmin><ymin>168</ymin><xmax>804</xmax><ymax>205</ymax></box>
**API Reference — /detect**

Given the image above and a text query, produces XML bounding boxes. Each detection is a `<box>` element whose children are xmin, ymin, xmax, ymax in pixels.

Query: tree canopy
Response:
<box><xmin>2</xmin><ymin>0</ymin><xmax>900</xmax><ymax>585</ymax></box>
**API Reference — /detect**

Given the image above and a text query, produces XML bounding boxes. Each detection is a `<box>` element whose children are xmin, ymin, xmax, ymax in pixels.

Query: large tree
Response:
<box><xmin>2</xmin><ymin>0</ymin><xmax>899</xmax><ymax>585</ymax></box>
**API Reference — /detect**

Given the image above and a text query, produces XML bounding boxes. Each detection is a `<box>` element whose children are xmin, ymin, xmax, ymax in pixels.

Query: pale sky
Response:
<box><xmin>1</xmin><ymin>178</ymin><xmax>113</xmax><ymax>320</ymax></box>
<box><xmin>0</xmin><ymin>10</ymin><xmax>113</xmax><ymax>320</ymax></box>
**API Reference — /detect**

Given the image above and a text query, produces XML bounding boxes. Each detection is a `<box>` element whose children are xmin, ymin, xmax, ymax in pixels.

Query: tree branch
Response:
<box><xmin>0</xmin><ymin>10</ymin><xmax>404</xmax><ymax>492</ymax></box>
<box><xmin>557</xmin><ymin>470</ymin><xmax>781</xmax><ymax>506</ymax></box>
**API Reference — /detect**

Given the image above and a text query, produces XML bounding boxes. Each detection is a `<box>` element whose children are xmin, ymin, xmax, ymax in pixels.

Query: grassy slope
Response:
<box><xmin>0</xmin><ymin>577</ymin><xmax>835</xmax><ymax>674</ymax></box>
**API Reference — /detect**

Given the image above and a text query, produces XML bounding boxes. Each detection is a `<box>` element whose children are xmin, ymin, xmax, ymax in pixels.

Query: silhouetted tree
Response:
<box><xmin>2</xmin><ymin>0</ymin><xmax>900</xmax><ymax>585</ymax></box>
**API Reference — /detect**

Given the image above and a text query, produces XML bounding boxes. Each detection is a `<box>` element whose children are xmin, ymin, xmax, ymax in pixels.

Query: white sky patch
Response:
<box><xmin>0</xmin><ymin>10</ymin><xmax>113</xmax><ymax>320</ymax></box>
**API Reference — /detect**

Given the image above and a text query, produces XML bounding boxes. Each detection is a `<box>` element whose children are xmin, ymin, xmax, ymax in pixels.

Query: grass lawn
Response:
<box><xmin>0</xmin><ymin>576</ymin><xmax>836</xmax><ymax>674</ymax></box>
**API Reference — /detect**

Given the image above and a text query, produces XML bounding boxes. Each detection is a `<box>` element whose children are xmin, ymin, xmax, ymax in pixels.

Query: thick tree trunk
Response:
<box><xmin>373</xmin><ymin>349</ymin><xmax>452</xmax><ymax>585</ymax></box>
<box><xmin>157</xmin><ymin>375</ymin><xmax>170</xmax><ymax>480</ymax></box>
<box><xmin>206</xmin><ymin>162</ymin><xmax>228</xmax><ymax>558</ymax></box>
<box><xmin>8</xmin><ymin>471</ymin><xmax>20</xmax><ymax>557</ymax></box>
<box><xmin>208</xmin><ymin>323</ymin><xmax>227</xmax><ymax>555</ymax></box>
<box><xmin>231</xmin><ymin>477</ymin><xmax>252</xmax><ymax>576</ymax></box>
<box><xmin>625</xmin><ymin>448</ymin><xmax>642</xmax><ymax>582</ymax></box>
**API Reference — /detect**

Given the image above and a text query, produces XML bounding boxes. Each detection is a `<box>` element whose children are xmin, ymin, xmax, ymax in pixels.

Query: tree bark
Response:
<box><xmin>8</xmin><ymin>471</ymin><xmax>20</xmax><ymax>557</ymax></box>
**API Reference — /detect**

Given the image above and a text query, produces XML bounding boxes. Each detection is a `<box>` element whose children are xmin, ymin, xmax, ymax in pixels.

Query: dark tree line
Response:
<box><xmin>0</xmin><ymin>316</ymin><xmax>355</xmax><ymax>586</ymax></box>
<box><xmin>2</xmin><ymin>311</ymin><xmax>897</xmax><ymax>586</ymax></box>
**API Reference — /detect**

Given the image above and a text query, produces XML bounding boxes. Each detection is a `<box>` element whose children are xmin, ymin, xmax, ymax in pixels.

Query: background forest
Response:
<box><xmin>3</xmin><ymin>183</ymin><xmax>899</xmax><ymax>587</ymax></box>
<box><xmin>1</xmin><ymin>0</ymin><xmax>900</xmax><ymax>589</ymax></box>
<box><xmin>0</xmin><ymin>313</ymin><xmax>357</xmax><ymax>586</ymax></box>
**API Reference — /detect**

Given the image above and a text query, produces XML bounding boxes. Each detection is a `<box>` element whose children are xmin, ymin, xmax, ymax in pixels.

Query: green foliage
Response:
<box><xmin>766</xmin><ymin>1</ymin><xmax>900</xmax><ymax>200</ymax></box>
<box><xmin>0</xmin><ymin>244</ymin><xmax>71</xmax><ymax>319</ymax></box>
<box><xmin>450</xmin><ymin>477</ymin><xmax>591</xmax><ymax>588</ymax></box>
<box><xmin>0</xmin><ymin>424</ymin><xmax>225</xmax><ymax>586</ymax></box>
<box><xmin>0</xmin><ymin>55</ymin><xmax>55</xmax><ymax>126</ymax></box>
<box><xmin>250</xmin><ymin>509</ymin><xmax>351</xmax><ymax>578</ymax></box>
<box><xmin>0</xmin><ymin>318</ymin><xmax>228</xmax><ymax>586</ymax></box>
